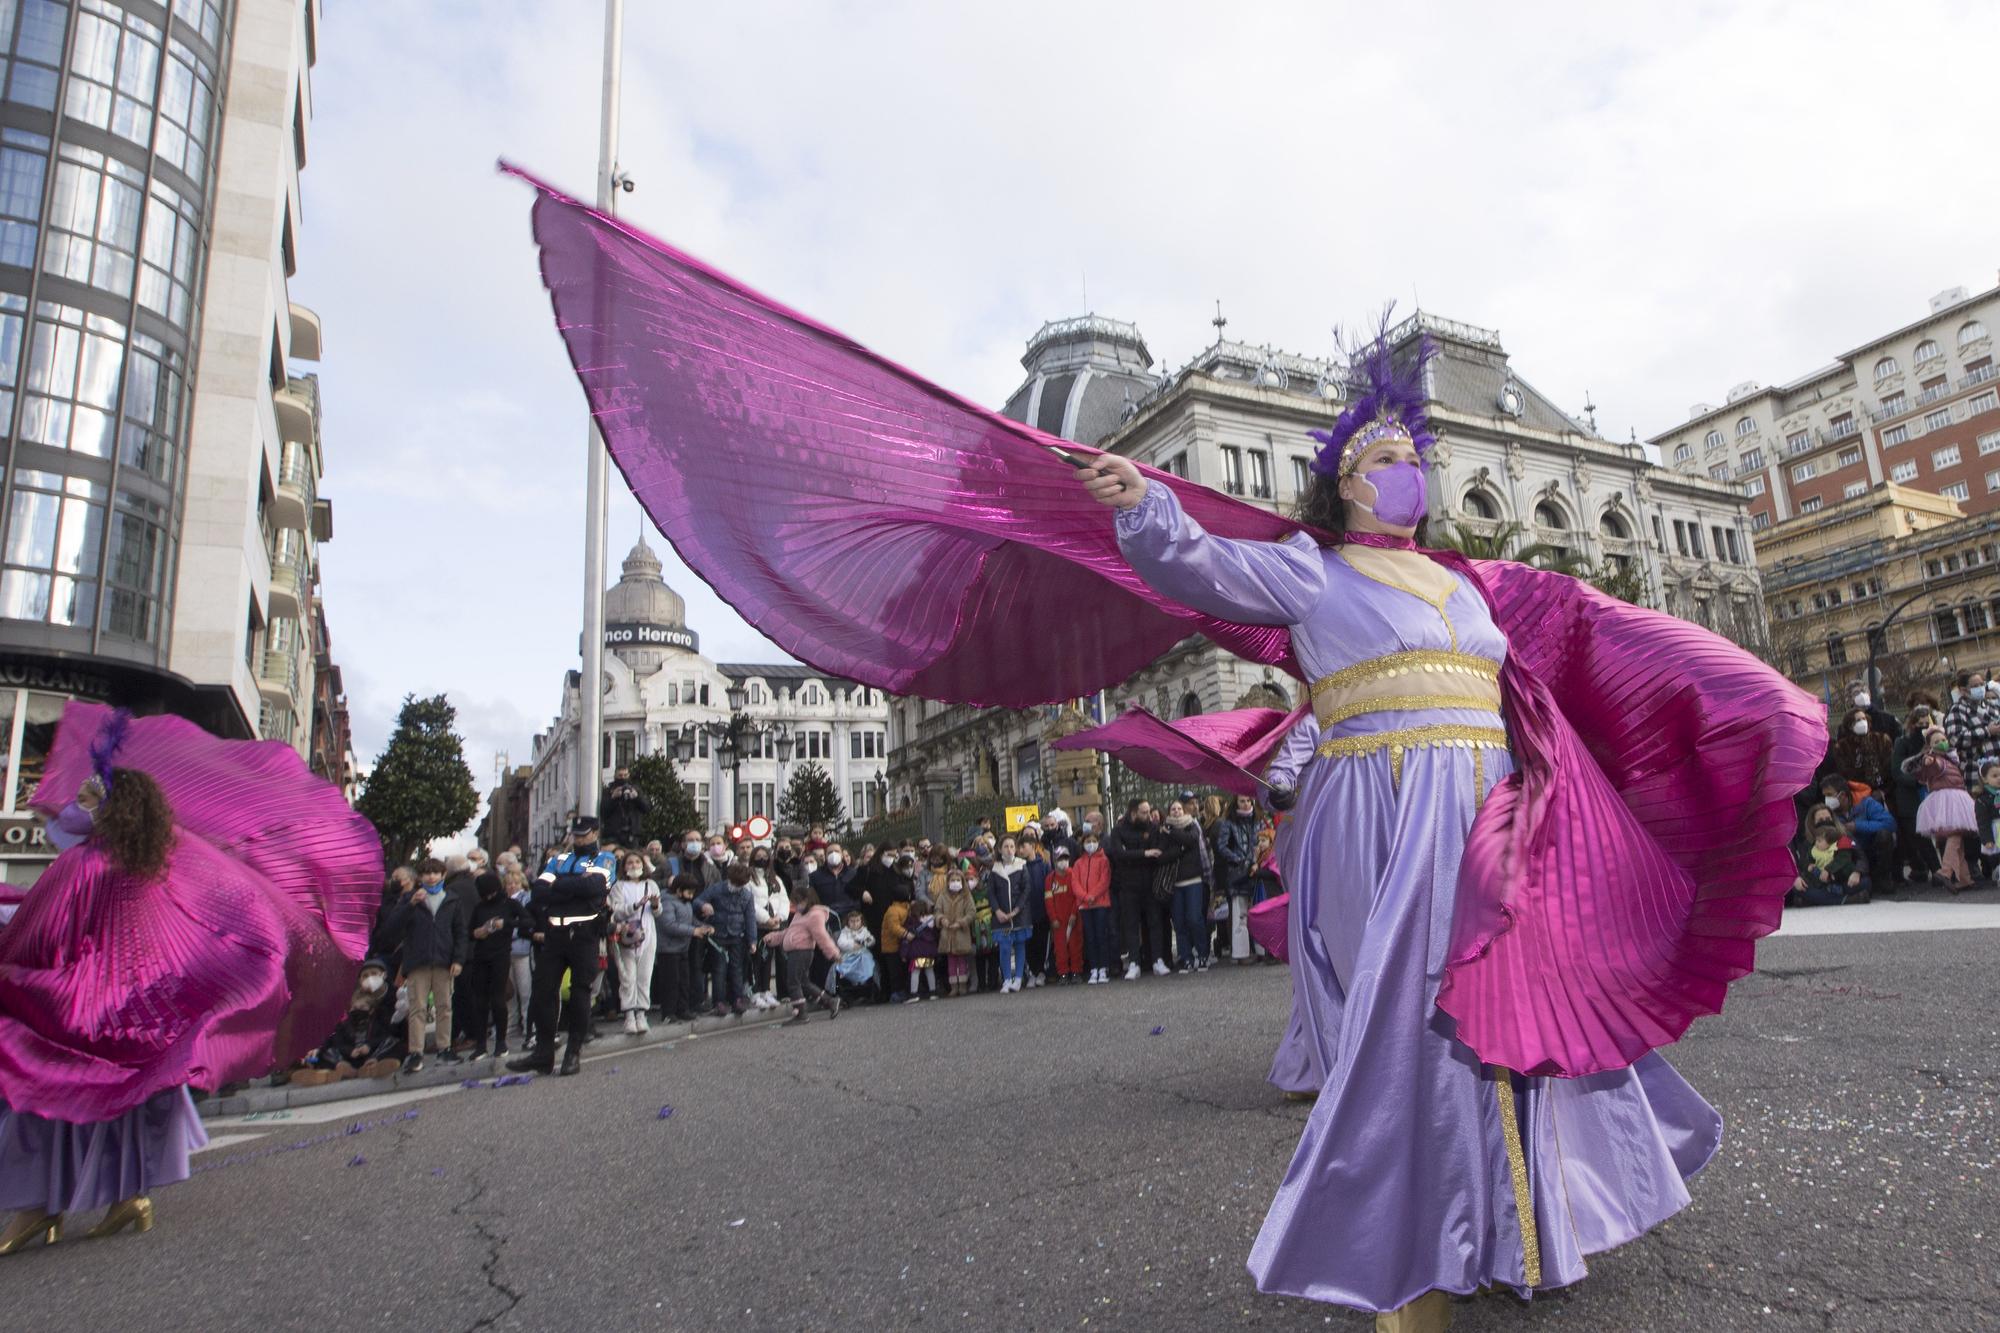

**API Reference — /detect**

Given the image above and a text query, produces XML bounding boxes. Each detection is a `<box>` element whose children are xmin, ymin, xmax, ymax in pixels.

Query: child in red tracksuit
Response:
<box><xmin>1071</xmin><ymin>835</ymin><xmax>1114</xmax><ymax>985</ymax></box>
<box><xmin>1044</xmin><ymin>852</ymin><xmax>1082</xmax><ymax>982</ymax></box>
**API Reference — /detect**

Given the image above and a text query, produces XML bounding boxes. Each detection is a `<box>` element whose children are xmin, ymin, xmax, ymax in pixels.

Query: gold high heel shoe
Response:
<box><xmin>85</xmin><ymin>1195</ymin><xmax>152</xmax><ymax>1239</ymax></box>
<box><xmin>0</xmin><ymin>1209</ymin><xmax>61</xmax><ymax>1255</ymax></box>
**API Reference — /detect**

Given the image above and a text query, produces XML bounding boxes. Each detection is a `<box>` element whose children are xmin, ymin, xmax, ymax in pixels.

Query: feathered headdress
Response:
<box><xmin>88</xmin><ymin>707</ymin><xmax>132</xmax><ymax>793</ymax></box>
<box><xmin>1307</xmin><ymin>310</ymin><xmax>1437</xmax><ymax>479</ymax></box>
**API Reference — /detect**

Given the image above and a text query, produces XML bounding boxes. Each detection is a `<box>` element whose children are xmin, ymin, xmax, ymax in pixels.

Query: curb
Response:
<box><xmin>196</xmin><ymin>1004</ymin><xmax>793</xmax><ymax>1119</ymax></box>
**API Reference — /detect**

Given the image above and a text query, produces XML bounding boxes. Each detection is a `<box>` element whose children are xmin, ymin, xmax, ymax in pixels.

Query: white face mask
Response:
<box><xmin>683</xmin><ymin>841</ymin><xmax>701</xmax><ymax>857</ymax></box>
<box><xmin>1974</xmin><ymin>686</ymin><xmax>1989</xmax><ymax>701</ymax></box>
<box><xmin>1852</xmin><ymin>719</ymin><xmax>1869</xmax><ymax>736</ymax></box>
<box><xmin>1852</xmin><ymin>692</ymin><xmax>1871</xmax><ymax>708</ymax></box>
<box><xmin>1083</xmin><ymin>841</ymin><xmax>1099</xmax><ymax>853</ymax></box>
<box><xmin>1823</xmin><ymin>796</ymin><xmax>1841</xmax><ymax>809</ymax></box>
<box><xmin>803</xmin><ymin>862</ymin><xmax>819</xmax><ymax>875</ymax></box>
<box><xmin>361</xmin><ymin>975</ymin><xmax>385</xmax><ymax>993</ymax></box>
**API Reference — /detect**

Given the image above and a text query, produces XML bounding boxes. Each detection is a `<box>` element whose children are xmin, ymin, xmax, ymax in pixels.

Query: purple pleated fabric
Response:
<box><xmin>510</xmin><ymin>165</ymin><xmax>1823</xmax><ymax>1079</ymax></box>
<box><xmin>0</xmin><ymin>1088</ymin><xmax>206</xmax><ymax>1213</ymax></box>
<box><xmin>0</xmin><ymin>702</ymin><xmax>382</xmax><ymax>1122</ymax></box>
<box><xmin>1051</xmin><ymin>706</ymin><xmax>1295</xmax><ymax>797</ymax></box>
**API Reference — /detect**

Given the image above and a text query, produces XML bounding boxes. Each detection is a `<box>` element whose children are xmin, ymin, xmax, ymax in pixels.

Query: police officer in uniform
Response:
<box><xmin>507</xmin><ymin>816</ymin><xmax>617</xmax><ymax>1076</ymax></box>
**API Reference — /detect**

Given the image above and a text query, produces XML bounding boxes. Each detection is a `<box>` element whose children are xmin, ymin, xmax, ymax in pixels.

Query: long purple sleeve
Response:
<box><xmin>1263</xmin><ymin>712</ymin><xmax>1321</xmax><ymax>793</ymax></box>
<box><xmin>1114</xmin><ymin>482</ymin><xmax>1324</xmax><ymax>626</ymax></box>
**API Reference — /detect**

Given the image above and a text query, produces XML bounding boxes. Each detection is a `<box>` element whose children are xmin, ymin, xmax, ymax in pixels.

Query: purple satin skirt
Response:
<box><xmin>1248</xmin><ymin>734</ymin><xmax>1722</xmax><ymax>1312</ymax></box>
<box><xmin>0</xmin><ymin>1088</ymin><xmax>206</xmax><ymax>1214</ymax></box>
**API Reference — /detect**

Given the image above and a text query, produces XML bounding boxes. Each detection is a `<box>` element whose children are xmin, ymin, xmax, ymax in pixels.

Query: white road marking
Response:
<box><xmin>1776</xmin><ymin>899</ymin><xmax>2000</xmax><ymax>936</ymax></box>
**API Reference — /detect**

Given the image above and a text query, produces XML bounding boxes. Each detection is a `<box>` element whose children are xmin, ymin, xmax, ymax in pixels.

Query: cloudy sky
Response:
<box><xmin>298</xmin><ymin>1</ymin><xmax>2000</xmax><ymax>800</ymax></box>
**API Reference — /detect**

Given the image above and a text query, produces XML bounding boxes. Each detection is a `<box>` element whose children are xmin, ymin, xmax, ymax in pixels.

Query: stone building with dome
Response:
<box><xmin>526</xmin><ymin>538</ymin><xmax>891</xmax><ymax>851</ymax></box>
<box><xmin>885</xmin><ymin>311</ymin><xmax>1764</xmax><ymax>819</ymax></box>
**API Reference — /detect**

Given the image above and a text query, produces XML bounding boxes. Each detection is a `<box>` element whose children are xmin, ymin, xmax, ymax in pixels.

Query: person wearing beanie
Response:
<box><xmin>465</xmin><ymin>869</ymin><xmax>533</xmax><ymax>1059</ymax></box>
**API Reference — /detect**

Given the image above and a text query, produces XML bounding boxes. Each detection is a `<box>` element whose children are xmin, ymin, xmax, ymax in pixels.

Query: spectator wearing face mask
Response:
<box><xmin>1816</xmin><ymin>774</ymin><xmax>1894</xmax><ymax>893</ymax></box>
<box><xmin>654</xmin><ymin>873</ymin><xmax>709</xmax><ymax>1023</ymax></box>
<box><xmin>465</xmin><ymin>870</ymin><xmax>534</xmax><ymax>1059</ymax></box>
<box><xmin>1905</xmin><ymin>726</ymin><xmax>1980</xmax><ymax>891</ymax></box>
<box><xmin>810</xmin><ymin>844</ymin><xmax>857</xmax><ymax>916</ymax></box>
<box><xmin>746</xmin><ymin>846</ymin><xmax>791</xmax><ymax>1011</ymax></box>
<box><xmin>294</xmin><ymin>958</ymin><xmax>403</xmax><ymax>1083</ymax></box>
<box><xmin>1889</xmin><ymin>697</ymin><xmax>1943</xmax><ymax>886</ymax></box>
<box><xmin>1787</xmin><ymin>807</ymin><xmax>1862</xmax><ymax>907</ymax></box>
<box><xmin>1943</xmin><ymin>671</ymin><xmax>2000</xmax><ymax>773</ymax></box>
<box><xmin>1831</xmin><ymin>705</ymin><xmax>1895</xmax><ymax>794</ymax></box>
<box><xmin>854</xmin><ymin>844</ymin><xmax>910</xmax><ymax>976</ymax></box>
<box><xmin>379</xmin><ymin>858</ymin><xmax>470</xmax><ymax>1073</ymax></box>
<box><xmin>1846</xmin><ymin>685</ymin><xmax>1900</xmax><ymax>743</ymax></box>
<box><xmin>1071</xmin><ymin>830</ymin><xmax>1114</xmax><ymax>984</ymax></box>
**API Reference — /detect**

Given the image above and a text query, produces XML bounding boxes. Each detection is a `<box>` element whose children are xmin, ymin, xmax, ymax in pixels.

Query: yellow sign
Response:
<box><xmin>1004</xmin><ymin>804</ymin><xmax>1040</xmax><ymax>832</ymax></box>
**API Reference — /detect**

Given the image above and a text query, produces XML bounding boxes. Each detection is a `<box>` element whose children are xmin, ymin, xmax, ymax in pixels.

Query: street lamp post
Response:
<box><xmin>1866</xmin><ymin>587</ymin><xmax>1937</xmax><ymax>704</ymax></box>
<box><xmin>674</xmin><ymin>710</ymin><xmax>793</xmax><ymax>830</ymax></box>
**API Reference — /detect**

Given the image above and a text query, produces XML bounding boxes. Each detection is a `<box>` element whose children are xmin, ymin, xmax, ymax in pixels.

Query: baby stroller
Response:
<box><xmin>830</xmin><ymin>948</ymin><xmax>881</xmax><ymax>1005</ymax></box>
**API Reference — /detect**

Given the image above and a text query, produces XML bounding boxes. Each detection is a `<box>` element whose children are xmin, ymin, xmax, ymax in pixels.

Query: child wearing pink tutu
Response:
<box><xmin>1905</xmin><ymin>725</ymin><xmax>1979</xmax><ymax>890</ymax></box>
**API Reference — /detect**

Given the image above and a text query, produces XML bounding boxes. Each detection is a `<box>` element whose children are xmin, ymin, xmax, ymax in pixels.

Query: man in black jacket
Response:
<box><xmin>507</xmin><ymin>817</ymin><xmax>617</xmax><ymax>1076</ymax></box>
<box><xmin>464</xmin><ymin>871</ymin><xmax>534</xmax><ymax>1059</ymax></box>
<box><xmin>1105</xmin><ymin>800</ymin><xmax>1167</xmax><ymax>980</ymax></box>
<box><xmin>380</xmin><ymin>858</ymin><xmax>471</xmax><ymax>1073</ymax></box>
<box><xmin>601</xmin><ymin>768</ymin><xmax>650</xmax><ymax>850</ymax></box>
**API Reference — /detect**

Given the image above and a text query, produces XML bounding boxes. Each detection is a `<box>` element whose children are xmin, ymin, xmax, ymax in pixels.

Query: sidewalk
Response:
<box><xmin>195</xmin><ymin>1002</ymin><xmax>794</xmax><ymax>1119</ymax></box>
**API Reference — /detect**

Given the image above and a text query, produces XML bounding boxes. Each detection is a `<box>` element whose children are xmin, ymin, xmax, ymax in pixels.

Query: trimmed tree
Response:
<box><xmin>626</xmin><ymin>752</ymin><xmax>704</xmax><ymax>847</ymax></box>
<box><xmin>777</xmin><ymin>759</ymin><xmax>846</xmax><ymax>830</ymax></box>
<box><xmin>355</xmin><ymin>693</ymin><xmax>479</xmax><ymax>865</ymax></box>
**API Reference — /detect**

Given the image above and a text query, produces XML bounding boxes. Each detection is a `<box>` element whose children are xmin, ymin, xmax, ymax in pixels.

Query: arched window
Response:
<box><xmin>1734</xmin><ymin>417</ymin><xmax>1756</xmax><ymax>437</ymax></box>
<box><xmin>1962</xmin><ymin>320</ymin><xmax>1989</xmax><ymax>348</ymax></box>
<box><xmin>1534</xmin><ymin>500</ymin><xmax>1568</xmax><ymax>530</ymax></box>
<box><xmin>1178</xmin><ymin>690</ymin><xmax>1203</xmax><ymax>719</ymax></box>
<box><xmin>1705</xmin><ymin>429</ymin><xmax>1724</xmax><ymax>448</ymax></box>
<box><xmin>1460</xmin><ymin>488</ymin><xmax>1499</xmax><ymax>520</ymax></box>
<box><xmin>1915</xmin><ymin>338</ymin><xmax>1942</xmax><ymax>363</ymax></box>
<box><xmin>1873</xmin><ymin>355</ymin><xmax>1899</xmax><ymax>380</ymax></box>
<box><xmin>1599</xmin><ymin>510</ymin><xmax>1631</xmax><ymax>540</ymax></box>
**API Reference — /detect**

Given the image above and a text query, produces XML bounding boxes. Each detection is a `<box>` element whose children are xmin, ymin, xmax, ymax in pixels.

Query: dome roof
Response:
<box><xmin>605</xmin><ymin>536</ymin><xmax>687</xmax><ymax>630</ymax></box>
<box><xmin>999</xmin><ymin>314</ymin><xmax>1157</xmax><ymax>446</ymax></box>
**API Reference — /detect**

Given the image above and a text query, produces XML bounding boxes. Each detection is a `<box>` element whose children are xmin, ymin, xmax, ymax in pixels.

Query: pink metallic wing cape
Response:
<box><xmin>1247</xmin><ymin>894</ymin><xmax>1290</xmax><ymax>961</ymax></box>
<box><xmin>1436</xmin><ymin>560</ymin><xmax>1824</xmax><ymax>1076</ymax></box>
<box><xmin>511</xmin><ymin>166</ymin><xmax>1822</xmax><ymax>1076</ymax></box>
<box><xmin>509</xmin><ymin>164</ymin><xmax>1300</xmax><ymax>706</ymax></box>
<box><xmin>1051</xmin><ymin>706</ymin><xmax>1297</xmax><ymax>797</ymax></box>
<box><xmin>0</xmin><ymin>702</ymin><xmax>382</xmax><ymax>1120</ymax></box>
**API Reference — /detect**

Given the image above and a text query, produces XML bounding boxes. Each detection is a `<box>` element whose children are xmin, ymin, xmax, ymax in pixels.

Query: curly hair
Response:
<box><xmin>93</xmin><ymin>767</ymin><xmax>175</xmax><ymax>880</ymax></box>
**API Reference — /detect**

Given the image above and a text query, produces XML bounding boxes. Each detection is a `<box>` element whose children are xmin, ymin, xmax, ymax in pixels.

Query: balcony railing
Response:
<box><xmin>1916</xmin><ymin>381</ymin><xmax>1954</xmax><ymax>407</ymax></box>
<box><xmin>1961</xmin><ymin>363</ymin><xmax>1999</xmax><ymax>391</ymax></box>
<box><xmin>1870</xmin><ymin>399</ymin><xmax>1909</xmax><ymax>423</ymax></box>
<box><xmin>258</xmin><ymin>648</ymin><xmax>298</xmax><ymax>701</ymax></box>
<box><xmin>1818</xmin><ymin>421</ymin><xmax>1861</xmax><ymax>446</ymax></box>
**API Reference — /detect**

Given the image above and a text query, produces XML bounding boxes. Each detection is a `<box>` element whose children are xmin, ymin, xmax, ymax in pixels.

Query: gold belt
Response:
<box><xmin>1309</xmin><ymin>649</ymin><xmax>1501</xmax><ymax>699</ymax></box>
<box><xmin>1315</xmin><ymin>722</ymin><xmax>1510</xmax><ymax>792</ymax></box>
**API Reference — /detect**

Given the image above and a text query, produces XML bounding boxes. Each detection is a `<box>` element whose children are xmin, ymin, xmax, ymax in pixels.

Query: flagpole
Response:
<box><xmin>578</xmin><ymin>0</ymin><xmax>623</xmax><ymax>819</ymax></box>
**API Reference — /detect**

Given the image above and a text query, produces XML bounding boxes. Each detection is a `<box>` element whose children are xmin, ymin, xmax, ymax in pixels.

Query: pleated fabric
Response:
<box><xmin>1052</xmin><ymin>705</ymin><xmax>1296</xmax><ymax>797</ymax></box>
<box><xmin>0</xmin><ymin>702</ymin><xmax>382</xmax><ymax>1122</ymax></box>
<box><xmin>508</xmin><ymin>165</ymin><xmax>1824</xmax><ymax>1079</ymax></box>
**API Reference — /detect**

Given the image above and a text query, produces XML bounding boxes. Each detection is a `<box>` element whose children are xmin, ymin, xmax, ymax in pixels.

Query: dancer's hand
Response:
<box><xmin>1078</xmin><ymin>455</ymin><xmax>1146</xmax><ymax>510</ymax></box>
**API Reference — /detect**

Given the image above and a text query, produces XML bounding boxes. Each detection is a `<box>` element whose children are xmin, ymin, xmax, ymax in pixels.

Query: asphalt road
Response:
<box><xmin>1</xmin><ymin>925</ymin><xmax>1995</xmax><ymax>1332</ymax></box>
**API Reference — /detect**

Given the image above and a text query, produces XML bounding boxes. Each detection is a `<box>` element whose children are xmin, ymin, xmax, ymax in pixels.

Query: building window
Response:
<box><xmin>735</xmin><ymin>782</ymin><xmax>776</xmax><ymax>818</ymax></box>
<box><xmin>0</xmin><ymin>468</ymin><xmax>105</xmax><ymax>629</ymax></box>
<box><xmin>1880</xmin><ymin>391</ymin><xmax>1907</xmax><ymax>416</ymax></box>
<box><xmin>1874</xmin><ymin>355</ymin><xmax>1899</xmax><ymax>381</ymax></box>
<box><xmin>1843</xmin><ymin>481</ymin><xmax>1867</xmax><ymax>499</ymax></box>
<box><xmin>1672</xmin><ymin>520</ymin><xmax>1689</xmax><ymax>556</ymax></box>
<box><xmin>1836</xmin><ymin>446</ymin><xmax>1862</xmax><ymax>469</ymax></box>
<box><xmin>1890</xmin><ymin>461</ymin><xmax>1918</xmax><ymax>482</ymax></box>
<box><xmin>0</xmin><ymin>129</ymin><xmax>48</xmax><ymax>268</ymax></box>
<box><xmin>801</xmin><ymin>683</ymin><xmax>823</xmax><ymax>707</ymax></box>
<box><xmin>1735</xmin><ymin>418</ymin><xmax>1757</xmax><ymax>437</ymax></box>
<box><xmin>1962</xmin><ymin>320</ymin><xmax>1988</xmax><ymax>348</ymax></box>
<box><xmin>7</xmin><ymin>1</ymin><xmax>67</xmax><ymax>111</ymax></box>
<box><xmin>798</xmin><ymin>728</ymin><xmax>834</xmax><ymax>760</ymax></box>
<box><xmin>1978</xmin><ymin>430</ymin><xmax>2000</xmax><ymax>457</ymax></box>
<box><xmin>1711</xmin><ymin>525</ymin><xmax>1727</xmax><ymax>560</ymax></box>
<box><xmin>849</xmin><ymin>729</ymin><xmax>885</xmax><ymax>760</ymax></box>
<box><xmin>1705</xmin><ymin>430</ymin><xmax>1724</xmax><ymax>449</ymax></box>
<box><xmin>1925</xmin><ymin>408</ymin><xmax>1953</xmax><ymax>432</ymax></box>
<box><xmin>1791</xmin><ymin>461</ymin><xmax>1814</xmax><ymax>483</ymax></box>
<box><xmin>1738</xmin><ymin>448</ymin><xmax>1763</xmax><ymax>470</ymax></box>
<box><xmin>1219</xmin><ymin>445</ymin><xmax>1244</xmax><ymax>494</ymax></box>
<box><xmin>614</xmin><ymin>731</ymin><xmax>636</xmax><ymax>770</ymax></box>
<box><xmin>1915</xmin><ymin>338</ymin><xmax>1943</xmax><ymax>364</ymax></box>
<box><xmin>1291</xmin><ymin>456</ymin><xmax>1309</xmax><ymax>495</ymax></box>
<box><xmin>1745</xmin><ymin>476</ymin><xmax>1766</xmax><ymax>496</ymax></box>
<box><xmin>1673</xmin><ymin>442</ymin><xmax>1694</xmax><ymax>463</ymax></box>
<box><xmin>1689</xmin><ymin>525</ymin><xmax>1705</xmax><ymax>558</ymax></box>
<box><xmin>1826</xmin><ymin>635</ymin><xmax>1847</xmax><ymax>666</ymax></box>
<box><xmin>1971</xmin><ymin>389</ymin><xmax>1998</xmax><ymax>415</ymax></box>
<box><xmin>1933</xmin><ymin>445</ymin><xmax>1962</xmax><ymax>469</ymax></box>
<box><xmin>688</xmin><ymin>782</ymin><xmax>710</xmax><ymax>826</ymax></box>
<box><xmin>43</xmin><ymin>143</ymin><xmax>144</xmax><ymax>299</ymax></box>
<box><xmin>1247</xmin><ymin>449</ymin><xmax>1272</xmax><ymax>499</ymax></box>
<box><xmin>64</xmin><ymin>2</ymin><xmax>162</xmax><ymax>151</ymax></box>
<box><xmin>1942</xmin><ymin>482</ymin><xmax>1971</xmax><ymax>501</ymax></box>
<box><xmin>1785</xmin><ymin>430</ymin><xmax>1810</xmax><ymax>453</ymax></box>
<box><xmin>1884</xmin><ymin>423</ymin><xmax>1910</xmax><ymax>446</ymax></box>
<box><xmin>1800</xmin><ymin>497</ymin><xmax>1823</xmax><ymax>513</ymax></box>
<box><xmin>154</xmin><ymin>36</ymin><xmax>219</xmax><ymax>187</ymax></box>
<box><xmin>1162</xmin><ymin>452</ymin><xmax>1187</xmax><ymax>478</ymax></box>
<box><xmin>137</xmin><ymin>177</ymin><xmax>201</xmax><ymax>328</ymax></box>
<box><xmin>1708</xmin><ymin>462</ymin><xmax>1730</xmax><ymax>481</ymax></box>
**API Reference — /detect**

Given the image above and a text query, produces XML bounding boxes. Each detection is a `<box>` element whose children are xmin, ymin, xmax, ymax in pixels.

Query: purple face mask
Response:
<box><xmin>1354</xmin><ymin>461</ymin><xmax>1428</xmax><ymax>528</ymax></box>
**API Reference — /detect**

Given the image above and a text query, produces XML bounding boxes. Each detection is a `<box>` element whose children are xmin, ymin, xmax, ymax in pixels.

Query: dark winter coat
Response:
<box><xmin>382</xmin><ymin>891</ymin><xmax>470</xmax><ymax>971</ymax></box>
<box><xmin>600</xmin><ymin>779</ymin><xmax>650</xmax><ymax>848</ymax></box>
<box><xmin>1104</xmin><ymin>817</ymin><xmax>1160</xmax><ymax>896</ymax></box>
<box><xmin>466</xmin><ymin>881</ymin><xmax>535</xmax><ymax>962</ymax></box>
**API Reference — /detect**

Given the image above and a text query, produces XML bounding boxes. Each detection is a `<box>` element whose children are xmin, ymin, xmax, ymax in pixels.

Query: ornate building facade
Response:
<box><xmin>527</xmin><ymin>538</ymin><xmax>891</xmax><ymax>852</ymax></box>
<box><xmin>886</xmin><ymin>311</ymin><xmax>1765</xmax><ymax>816</ymax></box>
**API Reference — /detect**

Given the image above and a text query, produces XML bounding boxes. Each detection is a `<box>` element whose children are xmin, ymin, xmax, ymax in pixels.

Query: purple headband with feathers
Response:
<box><xmin>88</xmin><ymin>708</ymin><xmax>132</xmax><ymax>793</ymax></box>
<box><xmin>1307</xmin><ymin>311</ymin><xmax>1438</xmax><ymax>479</ymax></box>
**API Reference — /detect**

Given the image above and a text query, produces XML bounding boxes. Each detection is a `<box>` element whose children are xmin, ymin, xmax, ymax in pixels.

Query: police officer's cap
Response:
<box><xmin>570</xmin><ymin>815</ymin><xmax>602</xmax><ymax>837</ymax></box>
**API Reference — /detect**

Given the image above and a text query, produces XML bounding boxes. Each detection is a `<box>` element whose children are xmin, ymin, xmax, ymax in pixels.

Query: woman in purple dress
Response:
<box><xmin>0</xmin><ymin>768</ymin><xmax>206</xmax><ymax>1252</ymax></box>
<box><xmin>1082</xmin><ymin>405</ymin><xmax>1720</xmax><ymax>1330</ymax></box>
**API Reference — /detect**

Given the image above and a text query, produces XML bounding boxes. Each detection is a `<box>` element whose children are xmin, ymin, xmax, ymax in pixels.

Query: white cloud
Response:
<box><xmin>302</xmin><ymin>0</ymin><xmax>2000</xmax><ymax>773</ymax></box>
